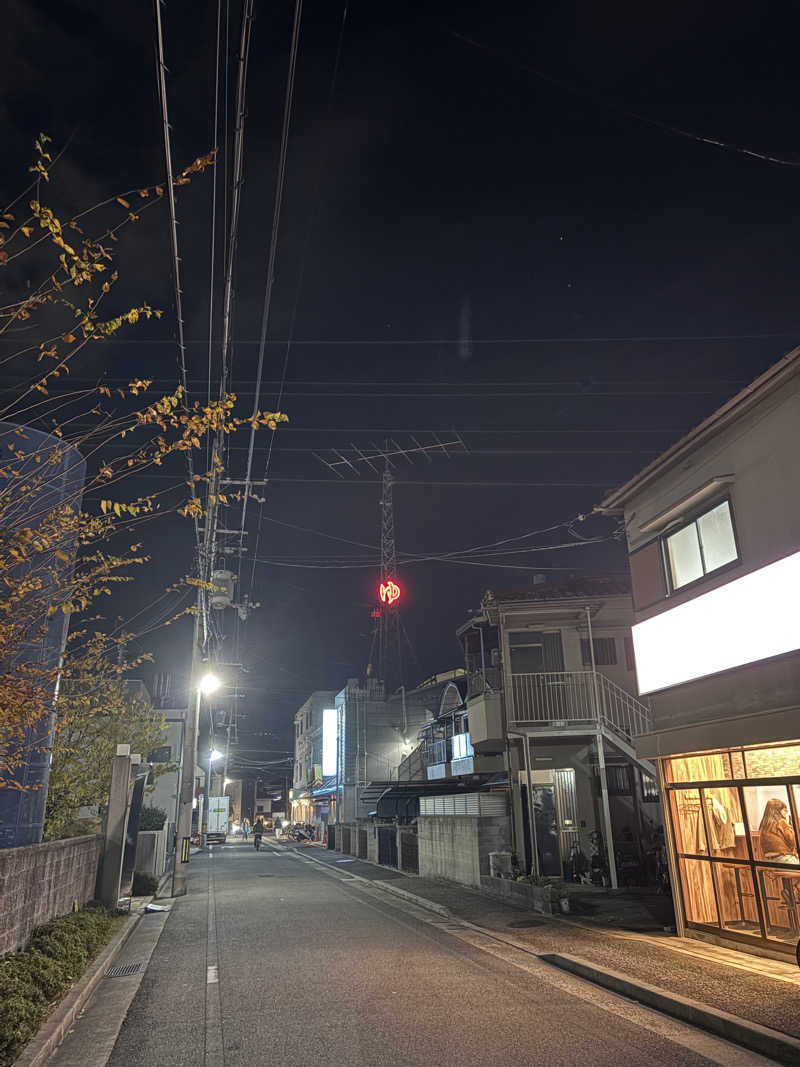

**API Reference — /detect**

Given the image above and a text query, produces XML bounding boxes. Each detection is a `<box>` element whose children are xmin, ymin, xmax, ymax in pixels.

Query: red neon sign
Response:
<box><xmin>379</xmin><ymin>580</ymin><xmax>401</xmax><ymax>606</ymax></box>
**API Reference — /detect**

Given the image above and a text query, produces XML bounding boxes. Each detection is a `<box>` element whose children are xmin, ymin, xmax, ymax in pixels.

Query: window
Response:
<box><xmin>624</xmin><ymin>635</ymin><xmax>635</xmax><ymax>672</ymax></box>
<box><xmin>509</xmin><ymin>631</ymin><xmax>544</xmax><ymax>673</ymax></box>
<box><xmin>641</xmin><ymin>773</ymin><xmax>659</xmax><ymax>802</ymax></box>
<box><xmin>508</xmin><ymin>630</ymin><xmax>564</xmax><ymax>673</ymax></box>
<box><xmin>580</xmin><ymin>636</ymin><xmax>616</xmax><ymax>666</ymax></box>
<box><xmin>664</xmin><ymin>500</ymin><xmax>737</xmax><ymax>591</ymax></box>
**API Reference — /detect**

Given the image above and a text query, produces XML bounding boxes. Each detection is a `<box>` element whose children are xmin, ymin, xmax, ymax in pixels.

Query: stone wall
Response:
<box><xmin>0</xmin><ymin>834</ymin><xmax>102</xmax><ymax>956</ymax></box>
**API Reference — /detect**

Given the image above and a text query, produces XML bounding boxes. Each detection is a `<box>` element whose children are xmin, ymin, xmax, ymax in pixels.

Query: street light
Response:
<box><xmin>199</xmin><ymin>672</ymin><xmax>221</xmax><ymax>695</ymax></box>
<box><xmin>174</xmin><ymin>661</ymin><xmax>225</xmax><ymax>894</ymax></box>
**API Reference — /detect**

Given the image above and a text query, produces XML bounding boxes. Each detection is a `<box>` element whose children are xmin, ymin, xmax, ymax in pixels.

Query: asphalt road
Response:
<box><xmin>74</xmin><ymin>841</ymin><xmax>776</xmax><ymax>1067</ymax></box>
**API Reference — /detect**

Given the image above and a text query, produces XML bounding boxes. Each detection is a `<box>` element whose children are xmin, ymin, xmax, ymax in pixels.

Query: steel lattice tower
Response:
<box><xmin>377</xmin><ymin>456</ymin><xmax>402</xmax><ymax>690</ymax></box>
<box><xmin>313</xmin><ymin>433</ymin><xmax>467</xmax><ymax>692</ymax></box>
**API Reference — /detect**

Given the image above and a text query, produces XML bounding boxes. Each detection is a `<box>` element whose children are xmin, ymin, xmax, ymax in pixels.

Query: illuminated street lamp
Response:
<box><xmin>174</xmin><ymin>664</ymin><xmax>225</xmax><ymax>893</ymax></box>
<box><xmin>199</xmin><ymin>672</ymin><xmax>221</xmax><ymax>695</ymax></box>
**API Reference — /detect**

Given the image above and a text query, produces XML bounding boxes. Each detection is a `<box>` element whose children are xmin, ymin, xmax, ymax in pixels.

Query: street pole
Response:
<box><xmin>172</xmin><ymin>609</ymin><xmax>202</xmax><ymax>896</ymax></box>
<box><xmin>203</xmin><ymin>745</ymin><xmax>214</xmax><ymax>849</ymax></box>
<box><xmin>586</xmin><ymin>605</ymin><xmax>618</xmax><ymax>889</ymax></box>
<box><xmin>165</xmin><ymin>714</ymin><xmax>186</xmax><ymax>883</ymax></box>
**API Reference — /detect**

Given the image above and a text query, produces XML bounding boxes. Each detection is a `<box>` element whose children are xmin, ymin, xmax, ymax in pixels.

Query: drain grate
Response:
<box><xmin>105</xmin><ymin>963</ymin><xmax>141</xmax><ymax>978</ymax></box>
<box><xmin>507</xmin><ymin>919</ymin><xmax>546</xmax><ymax>929</ymax></box>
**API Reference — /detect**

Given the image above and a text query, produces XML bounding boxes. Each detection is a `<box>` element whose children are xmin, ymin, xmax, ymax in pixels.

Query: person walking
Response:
<box><xmin>242</xmin><ymin>817</ymin><xmax>250</xmax><ymax>840</ymax></box>
<box><xmin>253</xmin><ymin>818</ymin><xmax>265</xmax><ymax>851</ymax></box>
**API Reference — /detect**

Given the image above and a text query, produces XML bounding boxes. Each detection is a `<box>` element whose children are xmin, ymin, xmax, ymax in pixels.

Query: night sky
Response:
<box><xmin>3</xmin><ymin>1</ymin><xmax>800</xmax><ymax>770</ymax></box>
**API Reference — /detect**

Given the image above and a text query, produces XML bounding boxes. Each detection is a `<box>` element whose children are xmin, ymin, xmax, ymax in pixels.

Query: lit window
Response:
<box><xmin>664</xmin><ymin>500</ymin><xmax>737</xmax><ymax>591</ymax></box>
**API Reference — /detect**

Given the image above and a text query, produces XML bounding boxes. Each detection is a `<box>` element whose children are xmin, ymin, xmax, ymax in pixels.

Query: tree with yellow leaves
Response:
<box><xmin>0</xmin><ymin>136</ymin><xmax>287</xmax><ymax>832</ymax></box>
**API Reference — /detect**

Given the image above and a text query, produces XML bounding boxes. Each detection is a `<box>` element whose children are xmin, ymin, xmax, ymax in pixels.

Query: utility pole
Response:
<box><xmin>172</xmin><ymin>610</ymin><xmax>202</xmax><ymax>896</ymax></box>
<box><xmin>173</xmin><ymin>441</ymin><xmax>223</xmax><ymax>895</ymax></box>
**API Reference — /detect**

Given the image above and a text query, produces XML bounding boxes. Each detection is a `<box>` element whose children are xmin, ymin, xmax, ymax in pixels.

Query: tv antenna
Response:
<box><xmin>314</xmin><ymin>434</ymin><xmax>468</xmax><ymax>690</ymax></box>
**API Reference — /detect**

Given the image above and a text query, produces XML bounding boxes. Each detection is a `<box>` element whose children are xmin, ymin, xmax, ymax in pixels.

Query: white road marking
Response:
<box><xmin>206</xmin><ymin>964</ymin><xmax>218</xmax><ymax>984</ymax></box>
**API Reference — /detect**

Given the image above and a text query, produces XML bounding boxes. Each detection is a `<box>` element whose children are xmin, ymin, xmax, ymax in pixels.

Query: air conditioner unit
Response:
<box><xmin>489</xmin><ymin>851</ymin><xmax>513</xmax><ymax>879</ymax></box>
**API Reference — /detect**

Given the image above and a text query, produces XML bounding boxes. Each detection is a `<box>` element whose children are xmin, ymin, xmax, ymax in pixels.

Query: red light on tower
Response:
<box><xmin>379</xmin><ymin>580</ymin><xmax>401</xmax><ymax>606</ymax></box>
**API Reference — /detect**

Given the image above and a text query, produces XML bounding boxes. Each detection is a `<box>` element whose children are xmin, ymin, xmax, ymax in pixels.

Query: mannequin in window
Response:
<box><xmin>705</xmin><ymin>793</ymin><xmax>735</xmax><ymax>852</ymax></box>
<box><xmin>759</xmin><ymin>799</ymin><xmax>799</xmax><ymax>864</ymax></box>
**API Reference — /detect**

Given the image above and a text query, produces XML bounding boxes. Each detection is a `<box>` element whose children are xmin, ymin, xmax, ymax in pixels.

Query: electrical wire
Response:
<box><xmin>11</xmin><ymin>330</ymin><xmax>797</xmax><ymax>345</ymax></box>
<box><xmin>206</xmin><ymin>0</ymin><xmax>223</xmax><ymax>470</ymax></box>
<box><xmin>247</xmin><ymin>0</ymin><xmax>350</xmax><ymax>602</ymax></box>
<box><xmin>152</xmin><ymin>0</ymin><xmax>201</xmax><ymax>555</ymax></box>
<box><xmin>449</xmin><ymin>29</ymin><xmax>800</xmax><ymax>169</ymax></box>
<box><xmin>238</xmin><ymin>0</ymin><xmax>304</xmax><ymax>543</ymax></box>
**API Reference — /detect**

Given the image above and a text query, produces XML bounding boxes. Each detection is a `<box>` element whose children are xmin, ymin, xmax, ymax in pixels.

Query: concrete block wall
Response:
<box><xmin>418</xmin><ymin>816</ymin><xmax>481</xmax><ymax>886</ymax></box>
<box><xmin>134</xmin><ymin>827</ymin><xmax>168</xmax><ymax>876</ymax></box>
<box><xmin>367</xmin><ymin>823</ymin><xmax>379</xmax><ymax>864</ymax></box>
<box><xmin>418</xmin><ymin>815</ymin><xmax>512</xmax><ymax>887</ymax></box>
<box><xmin>0</xmin><ymin>834</ymin><xmax>102</xmax><ymax>956</ymax></box>
<box><xmin>476</xmin><ymin>816</ymin><xmax>513</xmax><ymax>877</ymax></box>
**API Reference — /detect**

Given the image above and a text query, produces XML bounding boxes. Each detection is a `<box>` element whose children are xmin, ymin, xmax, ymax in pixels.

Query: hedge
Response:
<box><xmin>0</xmin><ymin>906</ymin><xmax>117</xmax><ymax>1066</ymax></box>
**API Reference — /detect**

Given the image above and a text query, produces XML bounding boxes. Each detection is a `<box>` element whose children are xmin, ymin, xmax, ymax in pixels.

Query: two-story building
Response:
<box><xmin>462</xmin><ymin>578</ymin><xmax>660</xmax><ymax>888</ymax></box>
<box><xmin>599</xmin><ymin>346</ymin><xmax>800</xmax><ymax>959</ymax></box>
<box><xmin>291</xmin><ymin>690</ymin><xmax>336</xmax><ymax>828</ymax></box>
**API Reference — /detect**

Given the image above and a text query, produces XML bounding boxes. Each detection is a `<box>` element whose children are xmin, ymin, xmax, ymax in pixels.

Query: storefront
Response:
<box><xmin>663</xmin><ymin>741</ymin><xmax>800</xmax><ymax>955</ymax></box>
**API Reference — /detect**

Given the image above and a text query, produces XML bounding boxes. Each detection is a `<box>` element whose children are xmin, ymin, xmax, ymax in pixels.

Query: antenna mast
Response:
<box><xmin>314</xmin><ymin>433</ymin><xmax>468</xmax><ymax>693</ymax></box>
<box><xmin>377</xmin><ymin>452</ymin><xmax>401</xmax><ymax>689</ymax></box>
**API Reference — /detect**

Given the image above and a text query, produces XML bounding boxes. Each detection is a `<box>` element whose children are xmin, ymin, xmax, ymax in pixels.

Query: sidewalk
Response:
<box><xmin>297</xmin><ymin>843</ymin><xmax>800</xmax><ymax>1043</ymax></box>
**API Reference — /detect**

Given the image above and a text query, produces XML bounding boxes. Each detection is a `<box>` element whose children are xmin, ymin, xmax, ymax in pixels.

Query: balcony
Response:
<box><xmin>509</xmin><ymin>671</ymin><xmax>650</xmax><ymax>742</ymax></box>
<box><xmin>397</xmin><ymin>732</ymin><xmax>502</xmax><ymax>783</ymax></box>
<box><xmin>426</xmin><ymin>738</ymin><xmax>448</xmax><ymax>779</ymax></box>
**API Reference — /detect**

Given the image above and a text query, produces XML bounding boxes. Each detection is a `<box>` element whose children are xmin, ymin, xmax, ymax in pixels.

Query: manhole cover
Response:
<box><xmin>507</xmin><ymin>919</ymin><xmax>545</xmax><ymax>929</ymax></box>
<box><xmin>105</xmin><ymin>963</ymin><xmax>141</xmax><ymax>978</ymax></box>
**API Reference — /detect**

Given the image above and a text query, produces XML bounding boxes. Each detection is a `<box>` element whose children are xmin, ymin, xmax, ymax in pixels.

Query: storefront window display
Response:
<box><xmin>665</xmin><ymin>741</ymin><xmax>800</xmax><ymax>951</ymax></box>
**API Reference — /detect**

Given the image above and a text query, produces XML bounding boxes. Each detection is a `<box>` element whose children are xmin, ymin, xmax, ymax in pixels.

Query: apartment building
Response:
<box><xmin>463</xmin><ymin>579</ymin><xmax>660</xmax><ymax>888</ymax></box>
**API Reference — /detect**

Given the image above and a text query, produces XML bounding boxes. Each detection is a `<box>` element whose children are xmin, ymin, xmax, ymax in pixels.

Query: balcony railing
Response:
<box><xmin>427</xmin><ymin>738</ymin><xmax>448</xmax><ymax>765</ymax></box>
<box><xmin>467</xmin><ymin>667</ymin><xmax>501</xmax><ymax>699</ymax></box>
<box><xmin>509</xmin><ymin>671</ymin><xmax>650</xmax><ymax>742</ymax></box>
<box><xmin>397</xmin><ymin>732</ymin><xmax>477</xmax><ymax>781</ymax></box>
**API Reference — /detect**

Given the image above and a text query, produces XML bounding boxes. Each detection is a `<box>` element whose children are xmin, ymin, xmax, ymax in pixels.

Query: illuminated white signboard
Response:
<box><xmin>632</xmin><ymin>550</ymin><xmax>800</xmax><ymax>695</ymax></box>
<box><xmin>322</xmin><ymin>708</ymin><xmax>338</xmax><ymax>776</ymax></box>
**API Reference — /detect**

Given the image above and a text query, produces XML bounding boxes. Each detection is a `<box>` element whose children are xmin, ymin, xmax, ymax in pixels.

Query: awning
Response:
<box><xmin>312</xmin><ymin>776</ymin><xmax>337</xmax><ymax>796</ymax></box>
<box><xmin>372</xmin><ymin>781</ymin><xmax>475</xmax><ymax>820</ymax></box>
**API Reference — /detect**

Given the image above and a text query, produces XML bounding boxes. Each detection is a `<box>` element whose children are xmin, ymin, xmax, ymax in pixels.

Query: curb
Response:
<box><xmin>15</xmin><ymin>911</ymin><xmax>143</xmax><ymax>1067</ymax></box>
<box><xmin>297</xmin><ymin>847</ymin><xmax>451</xmax><ymax>918</ymax></box>
<box><xmin>540</xmin><ymin>952</ymin><xmax>800</xmax><ymax>1066</ymax></box>
<box><xmin>368</xmin><ymin>880</ymin><xmax>451</xmax><ymax>918</ymax></box>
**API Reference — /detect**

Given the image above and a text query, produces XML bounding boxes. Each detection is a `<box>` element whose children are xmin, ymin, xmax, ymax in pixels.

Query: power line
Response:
<box><xmin>248</xmin><ymin>0</ymin><xmax>350</xmax><ymax>604</ymax></box>
<box><xmin>153</xmin><ymin>0</ymin><xmax>201</xmax><ymax>555</ymax></box>
<box><xmin>206</xmin><ymin>0</ymin><xmax>223</xmax><ymax>463</ymax></box>
<box><xmin>9</xmin><ymin>331</ymin><xmax>796</xmax><ymax>344</ymax></box>
<box><xmin>449</xmin><ymin>29</ymin><xmax>800</xmax><ymax>169</ymax></box>
<box><xmin>238</xmin><ymin>0</ymin><xmax>304</xmax><ymax>543</ymax></box>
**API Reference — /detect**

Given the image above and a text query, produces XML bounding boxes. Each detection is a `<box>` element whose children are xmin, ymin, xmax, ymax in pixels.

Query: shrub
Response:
<box><xmin>138</xmin><ymin>806</ymin><xmax>167</xmax><ymax>831</ymax></box>
<box><xmin>132</xmin><ymin>870</ymin><xmax>159</xmax><ymax>896</ymax></box>
<box><xmin>0</xmin><ymin>907</ymin><xmax>116</xmax><ymax>1067</ymax></box>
